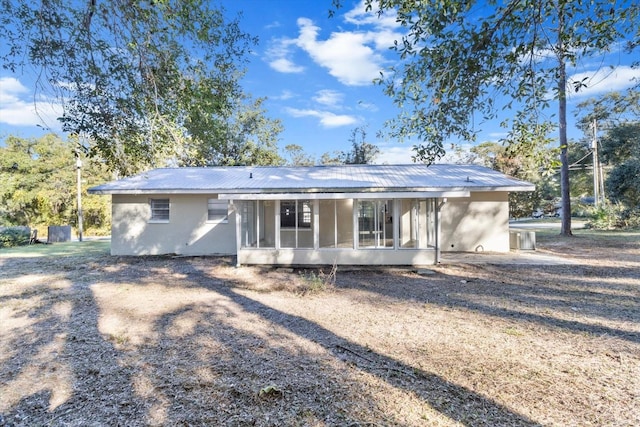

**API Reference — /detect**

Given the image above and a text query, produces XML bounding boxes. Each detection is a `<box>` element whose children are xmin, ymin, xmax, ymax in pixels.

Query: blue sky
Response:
<box><xmin>1</xmin><ymin>0</ymin><xmax>639</xmax><ymax>164</ymax></box>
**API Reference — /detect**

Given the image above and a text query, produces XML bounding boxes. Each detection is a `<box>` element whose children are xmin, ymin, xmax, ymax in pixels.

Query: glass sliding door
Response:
<box><xmin>358</xmin><ymin>200</ymin><xmax>393</xmax><ymax>248</ymax></box>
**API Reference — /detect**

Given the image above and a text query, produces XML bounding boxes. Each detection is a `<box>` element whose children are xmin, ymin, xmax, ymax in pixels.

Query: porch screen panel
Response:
<box><xmin>319</xmin><ymin>200</ymin><xmax>336</xmax><ymax>248</ymax></box>
<box><xmin>336</xmin><ymin>199</ymin><xmax>353</xmax><ymax>248</ymax></box>
<box><xmin>240</xmin><ymin>201</ymin><xmax>257</xmax><ymax>248</ymax></box>
<box><xmin>259</xmin><ymin>200</ymin><xmax>276</xmax><ymax>248</ymax></box>
<box><xmin>280</xmin><ymin>200</ymin><xmax>313</xmax><ymax>248</ymax></box>
<box><xmin>426</xmin><ymin>198</ymin><xmax>436</xmax><ymax>248</ymax></box>
<box><xmin>358</xmin><ymin>200</ymin><xmax>393</xmax><ymax>248</ymax></box>
<box><xmin>399</xmin><ymin>199</ymin><xmax>419</xmax><ymax>248</ymax></box>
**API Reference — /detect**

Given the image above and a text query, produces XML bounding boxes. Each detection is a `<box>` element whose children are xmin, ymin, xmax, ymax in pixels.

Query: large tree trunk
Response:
<box><xmin>557</xmin><ymin>5</ymin><xmax>572</xmax><ymax>236</ymax></box>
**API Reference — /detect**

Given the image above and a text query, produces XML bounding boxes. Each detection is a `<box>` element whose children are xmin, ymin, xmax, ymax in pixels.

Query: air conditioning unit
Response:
<box><xmin>510</xmin><ymin>230</ymin><xmax>536</xmax><ymax>250</ymax></box>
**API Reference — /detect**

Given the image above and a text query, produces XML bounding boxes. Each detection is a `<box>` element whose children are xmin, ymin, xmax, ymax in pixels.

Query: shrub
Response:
<box><xmin>0</xmin><ymin>227</ymin><xmax>30</xmax><ymax>248</ymax></box>
<box><xmin>588</xmin><ymin>204</ymin><xmax>640</xmax><ymax>230</ymax></box>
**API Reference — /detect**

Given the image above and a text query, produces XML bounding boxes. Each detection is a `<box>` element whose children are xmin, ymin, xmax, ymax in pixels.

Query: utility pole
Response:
<box><xmin>592</xmin><ymin>119</ymin><xmax>599</xmax><ymax>208</ymax></box>
<box><xmin>76</xmin><ymin>151</ymin><xmax>84</xmax><ymax>242</ymax></box>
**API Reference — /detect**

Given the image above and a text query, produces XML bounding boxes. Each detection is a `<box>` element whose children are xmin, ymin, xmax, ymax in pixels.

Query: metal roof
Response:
<box><xmin>88</xmin><ymin>164</ymin><xmax>535</xmax><ymax>195</ymax></box>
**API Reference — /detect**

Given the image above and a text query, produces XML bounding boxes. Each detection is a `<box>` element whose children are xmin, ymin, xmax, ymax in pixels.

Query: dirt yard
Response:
<box><xmin>1</xmin><ymin>231</ymin><xmax>638</xmax><ymax>426</ymax></box>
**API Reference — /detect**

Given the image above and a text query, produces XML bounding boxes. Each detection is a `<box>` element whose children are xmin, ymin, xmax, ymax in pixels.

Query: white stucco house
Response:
<box><xmin>88</xmin><ymin>164</ymin><xmax>534</xmax><ymax>266</ymax></box>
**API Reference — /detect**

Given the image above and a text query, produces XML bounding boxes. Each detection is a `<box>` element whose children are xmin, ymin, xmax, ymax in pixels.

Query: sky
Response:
<box><xmin>1</xmin><ymin>0</ymin><xmax>639</xmax><ymax>164</ymax></box>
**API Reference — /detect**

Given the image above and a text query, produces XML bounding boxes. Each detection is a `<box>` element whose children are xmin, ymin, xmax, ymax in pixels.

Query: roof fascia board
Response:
<box><xmin>218</xmin><ymin>191</ymin><xmax>471</xmax><ymax>200</ymax></box>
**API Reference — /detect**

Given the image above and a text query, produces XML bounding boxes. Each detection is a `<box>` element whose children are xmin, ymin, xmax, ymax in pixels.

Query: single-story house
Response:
<box><xmin>88</xmin><ymin>164</ymin><xmax>534</xmax><ymax>266</ymax></box>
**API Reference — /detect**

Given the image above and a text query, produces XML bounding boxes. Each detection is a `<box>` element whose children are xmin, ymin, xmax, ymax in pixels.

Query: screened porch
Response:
<box><xmin>231</xmin><ymin>196</ymin><xmax>441</xmax><ymax>266</ymax></box>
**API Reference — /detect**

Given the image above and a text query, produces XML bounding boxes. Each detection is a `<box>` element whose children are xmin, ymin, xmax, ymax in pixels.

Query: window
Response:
<box><xmin>280</xmin><ymin>200</ymin><xmax>311</xmax><ymax>228</ymax></box>
<box><xmin>208</xmin><ymin>199</ymin><xmax>229</xmax><ymax>222</ymax></box>
<box><xmin>150</xmin><ymin>198</ymin><xmax>170</xmax><ymax>221</ymax></box>
<box><xmin>280</xmin><ymin>200</ymin><xmax>313</xmax><ymax>248</ymax></box>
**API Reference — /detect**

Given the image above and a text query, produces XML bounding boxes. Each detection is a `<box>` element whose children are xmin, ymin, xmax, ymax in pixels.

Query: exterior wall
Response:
<box><xmin>440</xmin><ymin>191</ymin><xmax>510</xmax><ymax>252</ymax></box>
<box><xmin>111</xmin><ymin>194</ymin><xmax>236</xmax><ymax>256</ymax></box>
<box><xmin>111</xmin><ymin>191</ymin><xmax>510</xmax><ymax>260</ymax></box>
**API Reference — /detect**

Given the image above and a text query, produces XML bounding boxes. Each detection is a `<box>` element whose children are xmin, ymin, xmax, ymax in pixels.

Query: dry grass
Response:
<box><xmin>0</xmin><ymin>233</ymin><xmax>638</xmax><ymax>426</ymax></box>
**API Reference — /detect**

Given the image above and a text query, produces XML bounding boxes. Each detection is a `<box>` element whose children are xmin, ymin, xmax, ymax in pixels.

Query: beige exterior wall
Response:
<box><xmin>111</xmin><ymin>194</ymin><xmax>236</xmax><ymax>256</ymax></box>
<box><xmin>440</xmin><ymin>191</ymin><xmax>510</xmax><ymax>252</ymax></box>
<box><xmin>110</xmin><ymin>191</ymin><xmax>511</xmax><ymax>260</ymax></box>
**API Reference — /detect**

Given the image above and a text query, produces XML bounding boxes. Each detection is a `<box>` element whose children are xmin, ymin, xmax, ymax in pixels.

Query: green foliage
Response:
<box><xmin>343</xmin><ymin>126</ymin><xmax>380</xmax><ymax>164</ymax></box>
<box><xmin>333</xmin><ymin>0</ymin><xmax>639</xmax><ymax>235</ymax></box>
<box><xmin>606</xmin><ymin>158</ymin><xmax>640</xmax><ymax>207</ymax></box>
<box><xmin>575</xmin><ymin>90</ymin><xmax>640</xmax><ymax>133</ymax></box>
<box><xmin>469</xmin><ymin>140</ymin><xmax>559</xmax><ymax>218</ymax></box>
<box><xmin>287</xmin><ymin>127</ymin><xmax>381</xmax><ymax>166</ymax></box>
<box><xmin>0</xmin><ymin>0</ymin><xmax>278</xmax><ymax>175</ymax></box>
<box><xmin>179</xmin><ymin>96</ymin><xmax>284</xmax><ymax>166</ymax></box>
<box><xmin>588</xmin><ymin>203</ymin><xmax>640</xmax><ymax>230</ymax></box>
<box><xmin>348</xmin><ymin>0</ymin><xmax>638</xmax><ymax>164</ymax></box>
<box><xmin>574</xmin><ymin>91</ymin><xmax>640</xmax><ymax>215</ymax></box>
<box><xmin>0</xmin><ymin>227</ymin><xmax>30</xmax><ymax>248</ymax></box>
<box><xmin>599</xmin><ymin>123</ymin><xmax>640</xmax><ymax>165</ymax></box>
<box><xmin>284</xmin><ymin>144</ymin><xmax>316</xmax><ymax>166</ymax></box>
<box><xmin>0</xmin><ymin>134</ymin><xmax>112</xmax><ymax>234</ymax></box>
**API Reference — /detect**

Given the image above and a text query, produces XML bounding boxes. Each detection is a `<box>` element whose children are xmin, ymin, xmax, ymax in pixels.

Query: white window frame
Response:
<box><xmin>149</xmin><ymin>198</ymin><xmax>170</xmax><ymax>222</ymax></box>
<box><xmin>207</xmin><ymin>199</ymin><xmax>229</xmax><ymax>223</ymax></box>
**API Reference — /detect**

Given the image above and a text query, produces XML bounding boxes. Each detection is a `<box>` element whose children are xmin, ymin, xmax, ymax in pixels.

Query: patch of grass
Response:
<box><xmin>298</xmin><ymin>264</ymin><xmax>337</xmax><ymax>296</ymax></box>
<box><xmin>537</xmin><ymin>228</ymin><xmax>640</xmax><ymax>243</ymax></box>
<box><xmin>0</xmin><ymin>239</ymin><xmax>111</xmax><ymax>259</ymax></box>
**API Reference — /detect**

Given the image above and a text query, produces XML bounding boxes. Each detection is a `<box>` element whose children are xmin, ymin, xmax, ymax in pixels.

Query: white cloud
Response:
<box><xmin>285</xmin><ymin>107</ymin><xmax>358</xmax><ymax>128</ymax></box>
<box><xmin>269</xmin><ymin>57</ymin><xmax>305</xmax><ymax>73</ymax></box>
<box><xmin>373</xmin><ymin>144</ymin><xmax>414</xmax><ymax>164</ymax></box>
<box><xmin>295</xmin><ymin>17</ymin><xmax>386</xmax><ymax>86</ymax></box>
<box><xmin>265</xmin><ymin>38</ymin><xmax>304</xmax><ymax>73</ymax></box>
<box><xmin>356</xmin><ymin>100</ymin><xmax>379</xmax><ymax>112</ymax></box>
<box><xmin>312</xmin><ymin>89</ymin><xmax>344</xmax><ymax>108</ymax></box>
<box><xmin>343</xmin><ymin>0</ymin><xmax>400</xmax><ymax>30</ymax></box>
<box><xmin>271</xmin><ymin>89</ymin><xmax>296</xmax><ymax>100</ymax></box>
<box><xmin>264</xmin><ymin>2</ymin><xmax>403</xmax><ymax>86</ymax></box>
<box><xmin>568</xmin><ymin>65</ymin><xmax>640</xmax><ymax>98</ymax></box>
<box><xmin>0</xmin><ymin>76</ymin><xmax>63</xmax><ymax>128</ymax></box>
<box><xmin>265</xmin><ymin>21</ymin><xmax>281</xmax><ymax>30</ymax></box>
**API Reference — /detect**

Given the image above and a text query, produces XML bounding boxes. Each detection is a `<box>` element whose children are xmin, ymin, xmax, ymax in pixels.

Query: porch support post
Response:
<box><xmin>233</xmin><ymin>200</ymin><xmax>242</xmax><ymax>267</ymax></box>
<box><xmin>313</xmin><ymin>199</ymin><xmax>319</xmax><ymax>249</ymax></box>
<box><xmin>435</xmin><ymin>198</ymin><xmax>446</xmax><ymax>264</ymax></box>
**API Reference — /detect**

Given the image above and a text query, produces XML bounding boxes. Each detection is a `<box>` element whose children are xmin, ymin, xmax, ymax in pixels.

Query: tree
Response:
<box><xmin>0</xmin><ymin>134</ymin><xmax>112</xmax><ymax>234</ymax></box>
<box><xmin>178</xmin><ymin>96</ymin><xmax>284</xmax><ymax>166</ymax></box>
<box><xmin>284</xmin><ymin>144</ymin><xmax>315</xmax><ymax>166</ymax></box>
<box><xmin>0</xmin><ymin>0</ymin><xmax>278</xmax><ymax>175</ymax></box>
<box><xmin>342</xmin><ymin>126</ymin><xmax>380</xmax><ymax>164</ymax></box>
<box><xmin>333</xmin><ymin>0</ymin><xmax>639</xmax><ymax>236</ymax></box>
<box><xmin>600</xmin><ymin>122</ymin><xmax>640</xmax><ymax>207</ymax></box>
<box><xmin>575</xmin><ymin>90</ymin><xmax>640</xmax><ymax>208</ymax></box>
<box><xmin>575</xmin><ymin>90</ymin><xmax>640</xmax><ymax>132</ymax></box>
<box><xmin>470</xmin><ymin>140</ymin><xmax>558</xmax><ymax>218</ymax></box>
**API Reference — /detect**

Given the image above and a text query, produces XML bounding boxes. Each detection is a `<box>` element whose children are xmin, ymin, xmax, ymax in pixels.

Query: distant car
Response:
<box><xmin>532</xmin><ymin>209</ymin><xmax>544</xmax><ymax>219</ymax></box>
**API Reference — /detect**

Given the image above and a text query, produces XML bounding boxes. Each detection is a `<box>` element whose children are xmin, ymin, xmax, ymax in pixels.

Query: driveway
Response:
<box><xmin>439</xmin><ymin>250</ymin><xmax>579</xmax><ymax>266</ymax></box>
<box><xmin>440</xmin><ymin>219</ymin><xmax>588</xmax><ymax>265</ymax></box>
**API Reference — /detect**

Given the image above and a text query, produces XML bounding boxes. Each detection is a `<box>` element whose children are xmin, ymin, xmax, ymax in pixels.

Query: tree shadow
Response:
<box><xmin>0</xmin><ymin>258</ymin><xmax>142</xmax><ymax>425</ymax></box>
<box><xmin>331</xmin><ymin>263</ymin><xmax>640</xmax><ymax>345</ymax></box>
<box><xmin>164</xmin><ymin>260</ymin><xmax>542</xmax><ymax>426</ymax></box>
